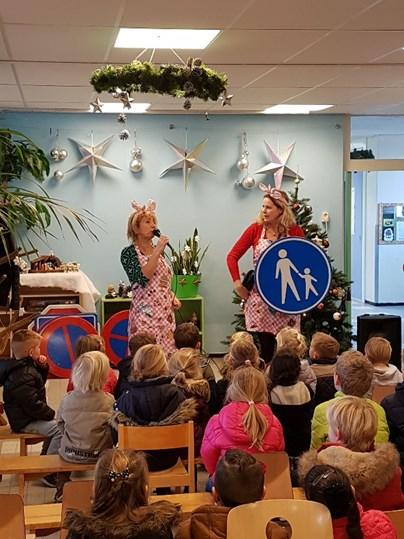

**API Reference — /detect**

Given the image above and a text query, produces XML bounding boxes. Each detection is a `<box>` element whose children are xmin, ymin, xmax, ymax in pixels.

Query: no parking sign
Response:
<box><xmin>102</xmin><ymin>310</ymin><xmax>129</xmax><ymax>366</ymax></box>
<box><xmin>40</xmin><ymin>317</ymin><xmax>97</xmax><ymax>377</ymax></box>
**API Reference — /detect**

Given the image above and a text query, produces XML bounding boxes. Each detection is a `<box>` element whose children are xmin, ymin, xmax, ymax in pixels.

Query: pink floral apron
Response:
<box><xmin>128</xmin><ymin>247</ymin><xmax>176</xmax><ymax>355</ymax></box>
<box><xmin>244</xmin><ymin>228</ymin><xmax>300</xmax><ymax>334</ymax></box>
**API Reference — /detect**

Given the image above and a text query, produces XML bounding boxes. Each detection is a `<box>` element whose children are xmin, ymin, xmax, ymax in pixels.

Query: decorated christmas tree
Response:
<box><xmin>228</xmin><ymin>181</ymin><xmax>352</xmax><ymax>351</ymax></box>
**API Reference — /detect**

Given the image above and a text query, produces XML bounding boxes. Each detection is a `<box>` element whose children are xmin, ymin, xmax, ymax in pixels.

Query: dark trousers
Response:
<box><xmin>256</xmin><ymin>332</ymin><xmax>277</xmax><ymax>364</ymax></box>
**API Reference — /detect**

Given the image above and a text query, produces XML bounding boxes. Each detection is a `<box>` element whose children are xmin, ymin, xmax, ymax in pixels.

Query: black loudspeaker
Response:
<box><xmin>357</xmin><ymin>314</ymin><xmax>402</xmax><ymax>370</ymax></box>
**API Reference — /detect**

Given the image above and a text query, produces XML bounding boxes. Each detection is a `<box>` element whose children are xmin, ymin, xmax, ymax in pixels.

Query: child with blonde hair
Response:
<box><xmin>169</xmin><ymin>348</ymin><xmax>210</xmax><ymax>456</ymax></box>
<box><xmin>67</xmin><ymin>334</ymin><xmax>117</xmax><ymax>394</ymax></box>
<box><xmin>58</xmin><ymin>351</ymin><xmax>114</xmax><ymax>464</ymax></box>
<box><xmin>113</xmin><ymin>344</ymin><xmax>197</xmax><ymax>471</ymax></box>
<box><xmin>299</xmin><ymin>395</ymin><xmax>404</xmax><ymax>511</ymax></box>
<box><xmin>275</xmin><ymin>328</ymin><xmax>317</xmax><ymax>391</ymax></box>
<box><xmin>201</xmin><ymin>366</ymin><xmax>284</xmax><ymax>476</ymax></box>
<box><xmin>365</xmin><ymin>336</ymin><xmax>403</xmax><ymax>386</ymax></box>
<box><xmin>64</xmin><ymin>448</ymin><xmax>180</xmax><ymax>539</ymax></box>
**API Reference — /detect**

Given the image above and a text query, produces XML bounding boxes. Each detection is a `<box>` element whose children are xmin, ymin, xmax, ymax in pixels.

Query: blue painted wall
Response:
<box><xmin>1</xmin><ymin>112</ymin><xmax>344</xmax><ymax>352</ymax></box>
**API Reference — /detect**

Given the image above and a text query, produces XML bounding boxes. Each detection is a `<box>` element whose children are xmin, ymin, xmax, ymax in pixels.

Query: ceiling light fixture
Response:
<box><xmin>262</xmin><ymin>105</ymin><xmax>334</xmax><ymax>114</ymax></box>
<box><xmin>88</xmin><ymin>102</ymin><xmax>150</xmax><ymax>113</ymax></box>
<box><xmin>114</xmin><ymin>28</ymin><xmax>220</xmax><ymax>49</ymax></box>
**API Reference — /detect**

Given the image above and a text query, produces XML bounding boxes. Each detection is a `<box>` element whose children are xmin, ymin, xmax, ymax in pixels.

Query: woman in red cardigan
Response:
<box><xmin>226</xmin><ymin>184</ymin><xmax>304</xmax><ymax>363</ymax></box>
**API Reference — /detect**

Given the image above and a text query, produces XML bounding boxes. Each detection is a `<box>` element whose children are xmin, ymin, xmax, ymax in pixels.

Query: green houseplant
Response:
<box><xmin>0</xmin><ymin>128</ymin><xmax>98</xmax><ymax>307</ymax></box>
<box><xmin>170</xmin><ymin>228</ymin><xmax>208</xmax><ymax>298</ymax></box>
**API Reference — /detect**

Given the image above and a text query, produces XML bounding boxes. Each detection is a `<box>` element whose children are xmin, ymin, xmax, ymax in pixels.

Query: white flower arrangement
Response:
<box><xmin>170</xmin><ymin>228</ymin><xmax>208</xmax><ymax>276</ymax></box>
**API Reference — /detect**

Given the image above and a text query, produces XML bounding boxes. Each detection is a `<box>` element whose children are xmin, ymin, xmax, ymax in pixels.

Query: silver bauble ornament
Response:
<box><xmin>183</xmin><ymin>98</ymin><xmax>192</xmax><ymax>110</ymax></box>
<box><xmin>49</xmin><ymin>148</ymin><xmax>60</xmax><ymax>161</ymax></box>
<box><xmin>333</xmin><ymin>312</ymin><xmax>342</xmax><ymax>321</ymax></box>
<box><xmin>119</xmin><ymin>129</ymin><xmax>130</xmax><ymax>141</ymax></box>
<box><xmin>129</xmin><ymin>158</ymin><xmax>143</xmax><ymax>173</ymax></box>
<box><xmin>58</xmin><ymin>149</ymin><xmax>68</xmax><ymax>160</ymax></box>
<box><xmin>237</xmin><ymin>156</ymin><xmax>249</xmax><ymax>170</ymax></box>
<box><xmin>131</xmin><ymin>147</ymin><xmax>142</xmax><ymax>157</ymax></box>
<box><xmin>241</xmin><ymin>175</ymin><xmax>256</xmax><ymax>190</ymax></box>
<box><xmin>53</xmin><ymin>170</ymin><xmax>64</xmax><ymax>180</ymax></box>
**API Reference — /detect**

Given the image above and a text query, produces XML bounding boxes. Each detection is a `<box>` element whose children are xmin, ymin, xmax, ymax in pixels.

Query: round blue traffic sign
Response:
<box><xmin>255</xmin><ymin>237</ymin><xmax>332</xmax><ymax>315</ymax></box>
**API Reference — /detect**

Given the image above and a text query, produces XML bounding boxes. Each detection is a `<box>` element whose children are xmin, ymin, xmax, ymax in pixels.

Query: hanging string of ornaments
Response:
<box><xmin>89</xmin><ymin>52</ymin><xmax>231</xmax><ymax>117</ymax></box>
<box><xmin>235</xmin><ymin>132</ymin><xmax>256</xmax><ymax>190</ymax></box>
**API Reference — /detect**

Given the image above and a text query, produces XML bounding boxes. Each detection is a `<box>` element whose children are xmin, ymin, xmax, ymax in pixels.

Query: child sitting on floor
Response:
<box><xmin>304</xmin><ymin>465</ymin><xmax>396</xmax><ymax>539</ymax></box>
<box><xmin>299</xmin><ymin>395</ymin><xmax>404</xmax><ymax>511</ymax></box>
<box><xmin>67</xmin><ymin>335</ymin><xmax>117</xmax><ymax>395</ymax></box>
<box><xmin>275</xmin><ymin>328</ymin><xmax>316</xmax><ymax>392</ymax></box>
<box><xmin>365</xmin><ymin>336</ymin><xmax>403</xmax><ymax>386</ymax></box>
<box><xmin>176</xmin><ymin>449</ymin><xmax>267</xmax><ymax>539</ymax></box>
<box><xmin>64</xmin><ymin>448</ymin><xmax>180</xmax><ymax>539</ymax></box>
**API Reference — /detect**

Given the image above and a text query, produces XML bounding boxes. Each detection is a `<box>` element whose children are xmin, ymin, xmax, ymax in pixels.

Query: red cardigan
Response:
<box><xmin>226</xmin><ymin>222</ymin><xmax>304</xmax><ymax>282</ymax></box>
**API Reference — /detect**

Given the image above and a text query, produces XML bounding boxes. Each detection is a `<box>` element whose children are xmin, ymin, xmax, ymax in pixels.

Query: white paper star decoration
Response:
<box><xmin>160</xmin><ymin>139</ymin><xmax>215</xmax><ymax>190</ymax></box>
<box><xmin>64</xmin><ymin>135</ymin><xmax>122</xmax><ymax>184</ymax></box>
<box><xmin>255</xmin><ymin>141</ymin><xmax>303</xmax><ymax>189</ymax></box>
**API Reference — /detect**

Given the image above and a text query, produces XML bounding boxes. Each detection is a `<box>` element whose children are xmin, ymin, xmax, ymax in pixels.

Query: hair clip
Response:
<box><xmin>108</xmin><ymin>468</ymin><xmax>130</xmax><ymax>482</ymax></box>
<box><xmin>311</xmin><ymin>470</ymin><xmax>333</xmax><ymax>487</ymax></box>
<box><xmin>244</xmin><ymin>359</ymin><xmax>252</xmax><ymax>366</ymax></box>
<box><xmin>247</xmin><ymin>400</ymin><xmax>255</xmax><ymax>406</ymax></box>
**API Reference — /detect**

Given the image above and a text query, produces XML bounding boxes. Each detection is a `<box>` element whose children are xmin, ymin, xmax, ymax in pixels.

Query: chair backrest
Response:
<box><xmin>118</xmin><ymin>421</ymin><xmax>195</xmax><ymax>491</ymax></box>
<box><xmin>253</xmin><ymin>452</ymin><xmax>293</xmax><ymax>499</ymax></box>
<box><xmin>60</xmin><ymin>480</ymin><xmax>93</xmax><ymax>539</ymax></box>
<box><xmin>372</xmin><ymin>384</ymin><xmax>396</xmax><ymax>404</ymax></box>
<box><xmin>227</xmin><ymin>499</ymin><xmax>333</xmax><ymax>539</ymax></box>
<box><xmin>384</xmin><ymin>509</ymin><xmax>404</xmax><ymax>538</ymax></box>
<box><xmin>0</xmin><ymin>494</ymin><xmax>25</xmax><ymax>539</ymax></box>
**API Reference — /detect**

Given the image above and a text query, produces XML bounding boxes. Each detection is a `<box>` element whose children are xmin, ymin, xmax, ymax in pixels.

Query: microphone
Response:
<box><xmin>153</xmin><ymin>229</ymin><xmax>174</xmax><ymax>252</ymax></box>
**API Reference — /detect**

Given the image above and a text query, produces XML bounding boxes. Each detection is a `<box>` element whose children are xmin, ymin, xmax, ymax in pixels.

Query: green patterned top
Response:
<box><xmin>120</xmin><ymin>245</ymin><xmax>149</xmax><ymax>288</ymax></box>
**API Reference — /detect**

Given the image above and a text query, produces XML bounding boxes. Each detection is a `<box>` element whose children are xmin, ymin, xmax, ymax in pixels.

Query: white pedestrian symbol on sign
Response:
<box><xmin>275</xmin><ymin>249</ymin><xmax>319</xmax><ymax>304</ymax></box>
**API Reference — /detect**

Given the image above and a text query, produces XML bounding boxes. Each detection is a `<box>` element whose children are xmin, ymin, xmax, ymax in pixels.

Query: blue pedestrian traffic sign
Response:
<box><xmin>255</xmin><ymin>237</ymin><xmax>332</xmax><ymax>315</ymax></box>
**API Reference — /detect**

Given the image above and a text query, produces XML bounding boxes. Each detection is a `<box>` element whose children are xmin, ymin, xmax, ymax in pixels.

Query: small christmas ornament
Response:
<box><xmin>255</xmin><ymin>141</ymin><xmax>303</xmax><ymax>189</ymax></box>
<box><xmin>220</xmin><ymin>91</ymin><xmax>233</xmax><ymax>106</ymax></box>
<box><xmin>323</xmin><ymin>239</ymin><xmax>330</xmax><ymax>248</ymax></box>
<box><xmin>237</xmin><ymin>156</ymin><xmax>249</xmax><ymax>170</ymax></box>
<box><xmin>117</xmin><ymin>113</ymin><xmax>127</xmax><ymax>124</ymax></box>
<box><xmin>49</xmin><ymin>148</ymin><xmax>60</xmax><ymax>161</ymax></box>
<box><xmin>90</xmin><ymin>96</ymin><xmax>103</xmax><ymax>113</ymax></box>
<box><xmin>130</xmin><ymin>158</ymin><xmax>143</xmax><ymax>173</ymax></box>
<box><xmin>119</xmin><ymin>91</ymin><xmax>133</xmax><ymax>109</ymax></box>
<box><xmin>58</xmin><ymin>149</ymin><xmax>68</xmax><ymax>160</ymax></box>
<box><xmin>119</xmin><ymin>129</ymin><xmax>130</xmax><ymax>141</ymax></box>
<box><xmin>129</xmin><ymin>131</ymin><xmax>143</xmax><ymax>173</ymax></box>
<box><xmin>240</xmin><ymin>175</ymin><xmax>256</xmax><ymax>190</ymax></box>
<box><xmin>332</xmin><ymin>288</ymin><xmax>339</xmax><ymax>296</ymax></box>
<box><xmin>53</xmin><ymin>170</ymin><xmax>64</xmax><ymax>180</ymax></box>
<box><xmin>333</xmin><ymin>312</ymin><xmax>342</xmax><ymax>321</ymax></box>
<box><xmin>293</xmin><ymin>203</ymin><xmax>300</xmax><ymax>210</ymax></box>
<box><xmin>317</xmin><ymin>302</ymin><xmax>324</xmax><ymax>310</ymax></box>
<box><xmin>294</xmin><ymin>177</ymin><xmax>301</xmax><ymax>185</ymax></box>
<box><xmin>183</xmin><ymin>98</ymin><xmax>192</xmax><ymax>110</ymax></box>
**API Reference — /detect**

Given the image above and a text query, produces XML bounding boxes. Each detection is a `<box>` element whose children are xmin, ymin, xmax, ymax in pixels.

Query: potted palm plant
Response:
<box><xmin>0</xmin><ymin>128</ymin><xmax>98</xmax><ymax>308</ymax></box>
<box><xmin>170</xmin><ymin>228</ymin><xmax>208</xmax><ymax>298</ymax></box>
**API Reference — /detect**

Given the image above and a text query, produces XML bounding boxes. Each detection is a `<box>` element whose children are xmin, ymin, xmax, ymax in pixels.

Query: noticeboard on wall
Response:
<box><xmin>378</xmin><ymin>203</ymin><xmax>404</xmax><ymax>244</ymax></box>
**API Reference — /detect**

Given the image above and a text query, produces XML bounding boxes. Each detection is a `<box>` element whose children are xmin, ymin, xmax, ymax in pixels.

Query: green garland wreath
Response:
<box><xmin>90</xmin><ymin>60</ymin><xmax>228</xmax><ymax>102</ymax></box>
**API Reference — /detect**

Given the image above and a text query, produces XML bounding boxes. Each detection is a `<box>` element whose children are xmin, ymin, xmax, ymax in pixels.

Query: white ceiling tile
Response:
<box><xmin>120</xmin><ymin>0</ymin><xmax>248</xmax><ymax>28</ymax></box>
<box><xmin>0</xmin><ymin>63</ymin><xmax>16</xmax><ymax>84</ymax></box>
<box><xmin>232</xmin><ymin>87</ymin><xmax>307</xmax><ymax>104</ymax></box>
<box><xmin>0</xmin><ymin>30</ymin><xmax>10</xmax><ymax>60</ymax></box>
<box><xmin>210</xmin><ymin>65</ymin><xmax>271</xmax><ymax>88</ymax></box>
<box><xmin>0</xmin><ymin>85</ymin><xmax>21</xmax><ymax>100</ymax></box>
<box><xmin>286</xmin><ymin>87</ymin><xmax>378</xmax><ymax>105</ymax></box>
<box><xmin>322</xmin><ymin>66</ymin><xmax>404</xmax><ymax>88</ymax></box>
<box><xmin>0</xmin><ymin>0</ymin><xmax>123</xmax><ymax>26</ymax></box>
<box><xmin>15</xmin><ymin>63</ymin><xmax>100</xmax><ymax>86</ymax></box>
<box><xmin>5</xmin><ymin>25</ymin><xmax>115</xmax><ymax>62</ymax></box>
<box><xmin>254</xmin><ymin>66</ymin><xmax>358</xmax><ymax>88</ymax></box>
<box><xmin>290</xmin><ymin>31</ymin><xmax>404</xmax><ymax>64</ymax></box>
<box><xmin>350</xmin><ymin>87</ymin><xmax>404</xmax><ymax>105</ymax></box>
<box><xmin>238</xmin><ymin>0</ymin><xmax>371</xmax><ymax>29</ymax></box>
<box><xmin>342</xmin><ymin>0</ymin><xmax>404</xmax><ymax>30</ymax></box>
<box><xmin>21</xmin><ymin>85</ymin><xmax>92</xmax><ymax>102</ymax></box>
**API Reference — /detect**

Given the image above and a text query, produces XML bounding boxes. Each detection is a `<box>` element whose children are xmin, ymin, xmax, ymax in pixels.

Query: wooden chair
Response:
<box><xmin>60</xmin><ymin>480</ymin><xmax>93</xmax><ymax>539</ymax></box>
<box><xmin>0</xmin><ymin>493</ymin><xmax>25</xmax><ymax>539</ymax></box>
<box><xmin>385</xmin><ymin>509</ymin><xmax>404</xmax><ymax>538</ymax></box>
<box><xmin>118</xmin><ymin>421</ymin><xmax>195</xmax><ymax>492</ymax></box>
<box><xmin>0</xmin><ymin>425</ymin><xmax>47</xmax><ymax>456</ymax></box>
<box><xmin>253</xmin><ymin>452</ymin><xmax>293</xmax><ymax>499</ymax></box>
<box><xmin>227</xmin><ymin>499</ymin><xmax>333</xmax><ymax>539</ymax></box>
<box><xmin>371</xmin><ymin>384</ymin><xmax>396</xmax><ymax>403</ymax></box>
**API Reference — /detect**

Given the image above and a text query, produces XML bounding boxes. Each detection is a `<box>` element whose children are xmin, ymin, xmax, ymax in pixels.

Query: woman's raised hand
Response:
<box><xmin>156</xmin><ymin>234</ymin><xmax>170</xmax><ymax>254</ymax></box>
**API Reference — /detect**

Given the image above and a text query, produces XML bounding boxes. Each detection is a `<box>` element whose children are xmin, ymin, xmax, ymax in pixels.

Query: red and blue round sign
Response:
<box><xmin>102</xmin><ymin>310</ymin><xmax>129</xmax><ymax>366</ymax></box>
<box><xmin>40</xmin><ymin>317</ymin><xmax>97</xmax><ymax>377</ymax></box>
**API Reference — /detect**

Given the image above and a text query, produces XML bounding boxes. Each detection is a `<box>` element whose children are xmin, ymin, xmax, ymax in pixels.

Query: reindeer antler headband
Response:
<box><xmin>131</xmin><ymin>199</ymin><xmax>156</xmax><ymax>214</ymax></box>
<box><xmin>258</xmin><ymin>183</ymin><xmax>282</xmax><ymax>199</ymax></box>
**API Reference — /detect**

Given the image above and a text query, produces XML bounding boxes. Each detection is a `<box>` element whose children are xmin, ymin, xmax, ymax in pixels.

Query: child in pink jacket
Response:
<box><xmin>201</xmin><ymin>366</ymin><xmax>284</xmax><ymax>475</ymax></box>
